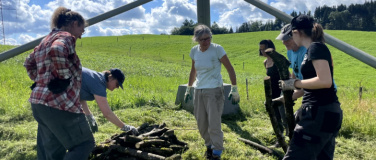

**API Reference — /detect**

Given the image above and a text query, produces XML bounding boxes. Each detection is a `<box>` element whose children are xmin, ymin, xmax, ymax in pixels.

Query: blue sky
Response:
<box><xmin>0</xmin><ymin>0</ymin><xmax>369</xmax><ymax>45</ymax></box>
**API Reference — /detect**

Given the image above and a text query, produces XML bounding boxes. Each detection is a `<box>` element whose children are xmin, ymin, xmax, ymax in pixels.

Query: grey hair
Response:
<box><xmin>192</xmin><ymin>24</ymin><xmax>212</xmax><ymax>42</ymax></box>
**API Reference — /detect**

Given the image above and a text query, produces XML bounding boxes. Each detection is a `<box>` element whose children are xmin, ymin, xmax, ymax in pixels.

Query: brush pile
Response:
<box><xmin>89</xmin><ymin>122</ymin><xmax>189</xmax><ymax>160</ymax></box>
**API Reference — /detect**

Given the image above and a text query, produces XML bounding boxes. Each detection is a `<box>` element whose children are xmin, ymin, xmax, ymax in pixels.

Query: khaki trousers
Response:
<box><xmin>193</xmin><ymin>87</ymin><xmax>224</xmax><ymax>150</ymax></box>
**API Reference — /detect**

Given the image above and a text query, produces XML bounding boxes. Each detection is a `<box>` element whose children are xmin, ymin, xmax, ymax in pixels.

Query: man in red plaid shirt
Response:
<box><xmin>24</xmin><ymin>7</ymin><xmax>94</xmax><ymax>160</ymax></box>
<box><xmin>24</xmin><ymin>27</ymin><xmax>82</xmax><ymax>113</ymax></box>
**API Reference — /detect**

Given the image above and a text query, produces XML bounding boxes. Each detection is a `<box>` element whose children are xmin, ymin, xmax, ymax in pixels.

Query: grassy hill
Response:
<box><xmin>0</xmin><ymin>30</ymin><xmax>375</xmax><ymax>159</ymax></box>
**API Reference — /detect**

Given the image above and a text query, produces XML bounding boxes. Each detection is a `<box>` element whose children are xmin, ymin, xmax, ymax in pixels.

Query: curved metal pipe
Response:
<box><xmin>244</xmin><ymin>0</ymin><xmax>376</xmax><ymax>69</ymax></box>
<box><xmin>0</xmin><ymin>0</ymin><xmax>152</xmax><ymax>62</ymax></box>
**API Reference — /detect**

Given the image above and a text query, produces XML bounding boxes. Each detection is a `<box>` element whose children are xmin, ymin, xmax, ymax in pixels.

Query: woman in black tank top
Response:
<box><xmin>259</xmin><ymin>40</ymin><xmax>287</xmax><ymax>138</ymax></box>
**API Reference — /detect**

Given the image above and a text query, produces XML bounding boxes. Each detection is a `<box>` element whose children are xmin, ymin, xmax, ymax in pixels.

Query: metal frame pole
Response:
<box><xmin>0</xmin><ymin>0</ymin><xmax>152</xmax><ymax>62</ymax></box>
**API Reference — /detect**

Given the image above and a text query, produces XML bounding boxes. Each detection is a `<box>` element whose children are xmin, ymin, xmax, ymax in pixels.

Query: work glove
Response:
<box><xmin>228</xmin><ymin>85</ymin><xmax>240</xmax><ymax>105</ymax></box>
<box><xmin>278</xmin><ymin>79</ymin><xmax>298</xmax><ymax>91</ymax></box>
<box><xmin>85</xmin><ymin>114</ymin><xmax>98</xmax><ymax>133</ymax></box>
<box><xmin>184</xmin><ymin>86</ymin><xmax>192</xmax><ymax>103</ymax></box>
<box><xmin>121</xmin><ymin>124</ymin><xmax>139</xmax><ymax>135</ymax></box>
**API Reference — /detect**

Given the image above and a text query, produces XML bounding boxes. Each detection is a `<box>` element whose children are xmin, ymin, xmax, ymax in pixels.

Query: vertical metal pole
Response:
<box><xmin>0</xmin><ymin>0</ymin><xmax>152</xmax><ymax>62</ymax></box>
<box><xmin>197</xmin><ymin>0</ymin><xmax>210</xmax><ymax>27</ymax></box>
<box><xmin>0</xmin><ymin>0</ymin><xmax>5</xmax><ymax>45</ymax></box>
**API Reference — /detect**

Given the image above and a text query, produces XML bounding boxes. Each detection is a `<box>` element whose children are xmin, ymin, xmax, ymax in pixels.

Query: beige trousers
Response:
<box><xmin>193</xmin><ymin>87</ymin><xmax>225</xmax><ymax>150</ymax></box>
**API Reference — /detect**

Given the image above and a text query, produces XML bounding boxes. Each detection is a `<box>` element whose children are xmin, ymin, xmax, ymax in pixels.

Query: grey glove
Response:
<box><xmin>184</xmin><ymin>86</ymin><xmax>192</xmax><ymax>103</ymax></box>
<box><xmin>278</xmin><ymin>79</ymin><xmax>297</xmax><ymax>91</ymax></box>
<box><xmin>85</xmin><ymin>114</ymin><xmax>98</xmax><ymax>133</ymax></box>
<box><xmin>228</xmin><ymin>85</ymin><xmax>240</xmax><ymax>104</ymax></box>
<box><xmin>121</xmin><ymin>124</ymin><xmax>139</xmax><ymax>135</ymax></box>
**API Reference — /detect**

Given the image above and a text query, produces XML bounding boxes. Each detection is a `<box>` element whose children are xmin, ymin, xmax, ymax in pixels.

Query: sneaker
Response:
<box><xmin>211</xmin><ymin>155</ymin><xmax>221</xmax><ymax>160</ymax></box>
<box><xmin>205</xmin><ymin>147</ymin><xmax>213</xmax><ymax>160</ymax></box>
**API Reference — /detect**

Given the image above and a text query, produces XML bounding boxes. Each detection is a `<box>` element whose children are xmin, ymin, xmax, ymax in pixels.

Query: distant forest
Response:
<box><xmin>171</xmin><ymin>1</ymin><xmax>376</xmax><ymax>35</ymax></box>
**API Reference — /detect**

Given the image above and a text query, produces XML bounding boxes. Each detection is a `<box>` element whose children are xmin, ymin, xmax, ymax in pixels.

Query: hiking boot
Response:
<box><xmin>211</xmin><ymin>154</ymin><xmax>221</xmax><ymax>160</ymax></box>
<box><xmin>205</xmin><ymin>147</ymin><xmax>213</xmax><ymax>160</ymax></box>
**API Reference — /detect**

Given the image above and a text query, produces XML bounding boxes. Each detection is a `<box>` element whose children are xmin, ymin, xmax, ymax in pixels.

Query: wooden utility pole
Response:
<box><xmin>265</xmin><ymin>48</ymin><xmax>295</xmax><ymax>140</ymax></box>
<box><xmin>264</xmin><ymin>76</ymin><xmax>288</xmax><ymax>152</ymax></box>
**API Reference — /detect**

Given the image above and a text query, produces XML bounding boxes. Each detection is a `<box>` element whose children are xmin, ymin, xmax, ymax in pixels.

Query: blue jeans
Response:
<box><xmin>31</xmin><ymin>103</ymin><xmax>95</xmax><ymax>160</ymax></box>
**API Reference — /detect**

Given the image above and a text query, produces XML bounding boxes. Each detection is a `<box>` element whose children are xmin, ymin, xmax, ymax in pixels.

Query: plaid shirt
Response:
<box><xmin>24</xmin><ymin>28</ymin><xmax>83</xmax><ymax>113</ymax></box>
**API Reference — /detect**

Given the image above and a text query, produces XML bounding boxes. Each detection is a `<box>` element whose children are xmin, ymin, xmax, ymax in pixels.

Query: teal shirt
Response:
<box><xmin>287</xmin><ymin>46</ymin><xmax>306</xmax><ymax>80</ymax></box>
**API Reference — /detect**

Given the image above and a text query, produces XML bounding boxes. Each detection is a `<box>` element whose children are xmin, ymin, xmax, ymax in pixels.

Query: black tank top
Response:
<box><xmin>266</xmin><ymin>64</ymin><xmax>282</xmax><ymax>99</ymax></box>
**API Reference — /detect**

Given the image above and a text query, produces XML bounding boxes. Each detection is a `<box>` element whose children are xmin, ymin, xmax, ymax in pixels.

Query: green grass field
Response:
<box><xmin>0</xmin><ymin>30</ymin><xmax>376</xmax><ymax>159</ymax></box>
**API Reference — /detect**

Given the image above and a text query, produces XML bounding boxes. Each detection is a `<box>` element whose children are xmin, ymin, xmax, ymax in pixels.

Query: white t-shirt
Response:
<box><xmin>189</xmin><ymin>43</ymin><xmax>226</xmax><ymax>89</ymax></box>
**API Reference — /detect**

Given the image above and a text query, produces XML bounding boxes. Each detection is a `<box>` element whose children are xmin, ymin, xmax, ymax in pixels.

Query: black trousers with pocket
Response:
<box><xmin>31</xmin><ymin>103</ymin><xmax>95</xmax><ymax>160</ymax></box>
<box><xmin>283</xmin><ymin>101</ymin><xmax>342</xmax><ymax>160</ymax></box>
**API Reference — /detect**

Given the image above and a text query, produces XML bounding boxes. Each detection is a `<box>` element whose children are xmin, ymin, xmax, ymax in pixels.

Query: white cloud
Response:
<box><xmin>270</xmin><ymin>0</ymin><xmax>369</xmax><ymax>14</ymax></box>
<box><xmin>5</xmin><ymin>38</ymin><xmax>19</xmax><ymax>46</ymax></box>
<box><xmin>213</xmin><ymin>0</ymin><xmax>274</xmax><ymax>30</ymax></box>
<box><xmin>1</xmin><ymin>0</ymin><xmax>370</xmax><ymax>45</ymax></box>
<box><xmin>18</xmin><ymin>34</ymin><xmax>40</xmax><ymax>45</ymax></box>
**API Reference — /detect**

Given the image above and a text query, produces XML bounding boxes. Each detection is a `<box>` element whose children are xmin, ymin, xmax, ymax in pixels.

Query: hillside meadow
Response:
<box><xmin>0</xmin><ymin>30</ymin><xmax>375</xmax><ymax>159</ymax></box>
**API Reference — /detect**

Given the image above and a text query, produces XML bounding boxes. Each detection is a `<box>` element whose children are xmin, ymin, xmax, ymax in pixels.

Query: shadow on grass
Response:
<box><xmin>222</xmin><ymin>109</ymin><xmax>285</xmax><ymax>160</ymax></box>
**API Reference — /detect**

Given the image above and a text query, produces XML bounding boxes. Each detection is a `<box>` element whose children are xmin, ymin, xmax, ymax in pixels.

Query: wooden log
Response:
<box><xmin>238</xmin><ymin>137</ymin><xmax>283</xmax><ymax>159</ymax></box>
<box><xmin>158</xmin><ymin>122</ymin><xmax>167</xmax><ymax>129</ymax></box>
<box><xmin>142</xmin><ymin>147</ymin><xmax>174</xmax><ymax>157</ymax></box>
<box><xmin>138</xmin><ymin>122</ymin><xmax>150</xmax><ymax>131</ymax></box>
<box><xmin>91</xmin><ymin>144</ymin><xmax>110</xmax><ymax>155</ymax></box>
<box><xmin>162</xmin><ymin>129</ymin><xmax>175</xmax><ymax>137</ymax></box>
<box><xmin>167</xmin><ymin>135</ymin><xmax>188</xmax><ymax>146</ymax></box>
<box><xmin>265</xmin><ymin>48</ymin><xmax>295</xmax><ymax>139</ymax></box>
<box><xmin>135</xmin><ymin>139</ymin><xmax>167</xmax><ymax>149</ymax></box>
<box><xmin>111</xmin><ymin>131</ymin><xmax>132</xmax><ymax>142</ymax></box>
<box><xmin>264</xmin><ymin>76</ymin><xmax>288</xmax><ymax>153</ymax></box>
<box><xmin>169</xmin><ymin>145</ymin><xmax>188</xmax><ymax>153</ymax></box>
<box><xmin>112</xmin><ymin>145</ymin><xmax>166</xmax><ymax>160</ymax></box>
<box><xmin>121</xmin><ymin>135</ymin><xmax>143</xmax><ymax>144</ymax></box>
<box><xmin>140</xmin><ymin>128</ymin><xmax>169</xmax><ymax>137</ymax></box>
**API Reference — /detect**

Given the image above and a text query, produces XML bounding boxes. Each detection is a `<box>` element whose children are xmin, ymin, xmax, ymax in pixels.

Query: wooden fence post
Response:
<box><xmin>246</xmin><ymin>78</ymin><xmax>249</xmax><ymax>100</ymax></box>
<box><xmin>359</xmin><ymin>81</ymin><xmax>363</xmax><ymax>102</ymax></box>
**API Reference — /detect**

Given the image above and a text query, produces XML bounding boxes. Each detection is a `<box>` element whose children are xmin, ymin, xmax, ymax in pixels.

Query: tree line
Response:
<box><xmin>171</xmin><ymin>1</ymin><xmax>376</xmax><ymax>35</ymax></box>
<box><xmin>170</xmin><ymin>19</ymin><xmax>233</xmax><ymax>35</ymax></box>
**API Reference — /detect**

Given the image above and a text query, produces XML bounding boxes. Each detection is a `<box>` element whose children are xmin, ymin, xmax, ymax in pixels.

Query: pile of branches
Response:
<box><xmin>89</xmin><ymin>123</ymin><xmax>189</xmax><ymax>160</ymax></box>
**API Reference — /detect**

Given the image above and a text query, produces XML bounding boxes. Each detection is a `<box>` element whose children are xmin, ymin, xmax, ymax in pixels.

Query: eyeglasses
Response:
<box><xmin>199</xmin><ymin>37</ymin><xmax>212</xmax><ymax>42</ymax></box>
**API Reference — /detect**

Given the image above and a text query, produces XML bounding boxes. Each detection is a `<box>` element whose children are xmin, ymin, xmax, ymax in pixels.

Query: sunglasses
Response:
<box><xmin>199</xmin><ymin>37</ymin><xmax>212</xmax><ymax>42</ymax></box>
